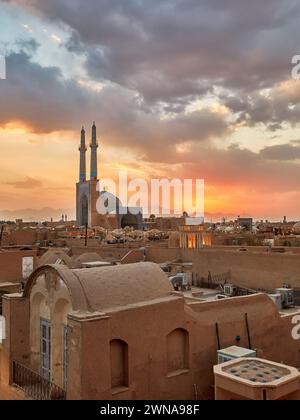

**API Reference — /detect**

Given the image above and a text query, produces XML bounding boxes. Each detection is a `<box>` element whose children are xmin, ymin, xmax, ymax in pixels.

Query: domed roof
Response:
<box><xmin>71</xmin><ymin>262</ymin><xmax>172</xmax><ymax>311</ymax></box>
<box><xmin>292</xmin><ymin>222</ymin><xmax>300</xmax><ymax>234</ymax></box>
<box><xmin>38</xmin><ymin>250</ymin><xmax>77</xmax><ymax>269</ymax></box>
<box><xmin>25</xmin><ymin>262</ymin><xmax>173</xmax><ymax>312</ymax></box>
<box><xmin>74</xmin><ymin>252</ymin><xmax>103</xmax><ymax>264</ymax></box>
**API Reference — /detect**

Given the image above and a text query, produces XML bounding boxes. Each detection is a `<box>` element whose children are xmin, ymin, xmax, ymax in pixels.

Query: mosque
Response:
<box><xmin>76</xmin><ymin>123</ymin><xmax>143</xmax><ymax>230</ymax></box>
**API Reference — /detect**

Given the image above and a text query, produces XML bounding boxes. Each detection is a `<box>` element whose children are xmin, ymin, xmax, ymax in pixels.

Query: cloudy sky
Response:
<box><xmin>1</xmin><ymin>0</ymin><xmax>300</xmax><ymax>220</ymax></box>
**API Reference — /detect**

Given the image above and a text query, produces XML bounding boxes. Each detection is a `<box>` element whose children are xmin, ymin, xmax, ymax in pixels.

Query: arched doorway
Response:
<box><xmin>80</xmin><ymin>195</ymin><xmax>89</xmax><ymax>226</ymax></box>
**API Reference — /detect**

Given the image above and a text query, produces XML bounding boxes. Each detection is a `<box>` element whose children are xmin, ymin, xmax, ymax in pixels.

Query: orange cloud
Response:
<box><xmin>7</xmin><ymin>177</ymin><xmax>43</xmax><ymax>189</ymax></box>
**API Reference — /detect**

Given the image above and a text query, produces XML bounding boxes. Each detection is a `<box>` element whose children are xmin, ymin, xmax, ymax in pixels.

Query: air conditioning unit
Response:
<box><xmin>169</xmin><ymin>273</ymin><xmax>189</xmax><ymax>290</ymax></box>
<box><xmin>275</xmin><ymin>288</ymin><xmax>294</xmax><ymax>308</ymax></box>
<box><xmin>217</xmin><ymin>346</ymin><xmax>257</xmax><ymax>365</ymax></box>
<box><xmin>223</xmin><ymin>284</ymin><xmax>237</xmax><ymax>297</ymax></box>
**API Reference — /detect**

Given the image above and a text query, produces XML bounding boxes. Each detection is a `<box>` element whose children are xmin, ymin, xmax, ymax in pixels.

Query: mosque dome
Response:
<box><xmin>292</xmin><ymin>222</ymin><xmax>300</xmax><ymax>235</ymax></box>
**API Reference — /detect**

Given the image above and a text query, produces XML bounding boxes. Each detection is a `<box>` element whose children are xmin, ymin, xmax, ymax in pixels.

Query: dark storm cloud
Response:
<box><xmin>0</xmin><ymin>51</ymin><xmax>230</xmax><ymax>149</ymax></box>
<box><xmin>4</xmin><ymin>0</ymin><xmax>300</xmax><ymax>106</ymax></box>
<box><xmin>0</xmin><ymin>51</ymin><xmax>97</xmax><ymax>133</ymax></box>
<box><xmin>222</xmin><ymin>80</ymin><xmax>300</xmax><ymax>130</ymax></box>
<box><xmin>2</xmin><ymin>0</ymin><xmax>300</xmax><ymax>197</ymax></box>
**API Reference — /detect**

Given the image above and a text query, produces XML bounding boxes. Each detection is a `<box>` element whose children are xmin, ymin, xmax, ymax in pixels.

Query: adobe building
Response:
<box><xmin>237</xmin><ymin>217</ymin><xmax>253</xmax><ymax>231</ymax></box>
<box><xmin>0</xmin><ymin>222</ymin><xmax>74</xmax><ymax>248</ymax></box>
<box><xmin>0</xmin><ymin>247</ymin><xmax>37</xmax><ymax>314</ymax></box>
<box><xmin>37</xmin><ymin>249</ymin><xmax>78</xmax><ymax>269</ymax></box>
<box><xmin>76</xmin><ymin>123</ymin><xmax>143</xmax><ymax>229</ymax></box>
<box><xmin>273</xmin><ymin>221</ymin><xmax>300</xmax><ymax>247</ymax></box>
<box><xmin>1</xmin><ymin>262</ymin><xmax>300</xmax><ymax>400</ymax></box>
<box><xmin>0</xmin><ymin>248</ymin><xmax>37</xmax><ymax>284</ymax></box>
<box><xmin>179</xmin><ymin>224</ymin><xmax>212</xmax><ymax>249</ymax></box>
<box><xmin>214</xmin><ymin>358</ymin><xmax>300</xmax><ymax>400</ymax></box>
<box><xmin>155</xmin><ymin>217</ymin><xmax>185</xmax><ymax>232</ymax></box>
<box><xmin>191</xmin><ymin>247</ymin><xmax>300</xmax><ymax>292</ymax></box>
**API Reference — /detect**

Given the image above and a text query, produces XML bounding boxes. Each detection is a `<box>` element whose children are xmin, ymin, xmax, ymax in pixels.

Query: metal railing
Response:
<box><xmin>13</xmin><ymin>361</ymin><xmax>66</xmax><ymax>400</ymax></box>
<box><xmin>199</xmin><ymin>271</ymin><xmax>231</xmax><ymax>289</ymax></box>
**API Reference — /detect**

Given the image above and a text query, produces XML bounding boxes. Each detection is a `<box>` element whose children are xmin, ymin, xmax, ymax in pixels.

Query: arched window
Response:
<box><xmin>110</xmin><ymin>339</ymin><xmax>128</xmax><ymax>390</ymax></box>
<box><xmin>29</xmin><ymin>272</ymin><xmax>72</xmax><ymax>388</ymax></box>
<box><xmin>30</xmin><ymin>289</ymin><xmax>50</xmax><ymax>373</ymax></box>
<box><xmin>167</xmin><ymin>328</ymin><xmax>189</xmax><ymax>374</ymax></box>
<box><xmin>52</xmin><ymin>298</ymin><xmax>72</xmax><ymax>389</ymax></box>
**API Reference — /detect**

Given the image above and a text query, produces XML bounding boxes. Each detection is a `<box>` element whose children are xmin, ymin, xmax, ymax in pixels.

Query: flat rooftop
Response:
<box><xmin>182</xmin><ymin>287</ymin><xmax>300</xmax><ymax>313</ymax></box>
<box><xmin>182</xmin><ymin>287</ymin><xmax>220</xmax><ymax>302</ymax></box>
<box><xmin>219</xmin><ymin>346</ymin><xmax>255</xmax><ymax>358</ymax></box>
<box><xmin>279</xmin><ymin>307</ymin><xmax>300</xmax><ymax>316</ymax></box>
<box><xmin>81</xmin><ymin>261</ymin><xmax>115</xmax><ymax>268</ymax></box>
<box><xmin>222</xmin><ymin>359</ymin><xmax>291</xmax><ymax>384</ymax></box>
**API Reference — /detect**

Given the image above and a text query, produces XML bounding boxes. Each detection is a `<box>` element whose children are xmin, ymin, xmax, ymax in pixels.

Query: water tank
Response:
<box><xmin>217</xmin><ymin>346</ymin><xmax>257</xmax><ymax>364</ymax></box>
<box><xmin>276</xmin><ymin>288</ymin><xmax>294</xmax><ymax>308</ymax></box>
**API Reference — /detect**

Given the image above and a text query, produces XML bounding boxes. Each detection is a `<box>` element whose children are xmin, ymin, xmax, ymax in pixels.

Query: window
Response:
<box><xmin>110</xmin><ymin>339</ymin><xmax>128</xmax><ymax>390</ymax></box>
<box><xmin>40</xmin><ymin>319</ymin><xmax>51</xmax><ymax>381</ymax></box>
<box><xmin>55</xmin><ymin>259</ymin><xmax>65</xmax><ymax>265</ymax></box>
<box><xmin>22</xmin><ymin>256</ymin><xmax>34</xmax><ymax>279</ymax></box>
<box><xmin>167</xmin><ymin>328</ymin><xmax>189</xmax><ymax>374</ymax></box>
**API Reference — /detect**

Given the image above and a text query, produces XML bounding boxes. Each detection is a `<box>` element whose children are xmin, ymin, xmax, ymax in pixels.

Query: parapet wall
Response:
<box><xmin>0</xmin><ymin>250</ymin><xmax>37</xmax><ymax>283</ymax></box>
<box><xmin>192</xmin><ymin>249</ymin><xmax>300</xmax><ymax>290</ymax></box>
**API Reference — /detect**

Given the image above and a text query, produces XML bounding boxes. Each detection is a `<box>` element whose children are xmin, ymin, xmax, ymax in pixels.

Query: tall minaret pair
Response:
<box><xmin>90</xmin><ymin>122</ymin><xmax>98</xmax><ymax>180</ymax></box>
<box><xmin>79</xmin><ymin>126</ymin><xmax>87</xmax><ymax>182</ymax></box>
<box><xmin>79</xmin><ymin>122</ymin><xmax>98</xmax><ymax>182</ymax></box>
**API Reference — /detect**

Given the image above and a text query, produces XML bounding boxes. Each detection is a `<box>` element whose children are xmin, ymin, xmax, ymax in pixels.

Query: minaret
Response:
<box><xmin>79</xmin><ymin>126</ymin><xmax>87</xmax><ymax>182</ymax></box>
<box><xmin>90</xmin><ymin>121</ymin><xmax>98</xmax><ymax>180</ymax></box>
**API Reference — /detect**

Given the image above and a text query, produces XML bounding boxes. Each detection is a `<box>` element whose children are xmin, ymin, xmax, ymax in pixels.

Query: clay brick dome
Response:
<box><xmin>25</xmin><ymin>262</ymin><xmax>173</xmax><ymax>313</ymax></box>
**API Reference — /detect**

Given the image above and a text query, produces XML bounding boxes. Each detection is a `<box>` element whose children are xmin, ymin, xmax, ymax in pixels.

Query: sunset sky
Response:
<box><xmin>1</xmin><ymin>0</ymin><xmax>300</xmax><ymax>221</ymax></box>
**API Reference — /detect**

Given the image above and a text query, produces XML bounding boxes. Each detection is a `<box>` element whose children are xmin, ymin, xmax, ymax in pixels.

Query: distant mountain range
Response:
<box><xmin>0</xmin><ymin>207</ymin><xmax>286</xmax><ymax>222</ymax></box>
<box><xmin>0</xmin><ymin>207</ymin><xmax>241</xmax><ymax>223</ymax></box>
<box><xmin>0</xmin><ymin>208</ymin><xmax>75</xmax><ymax>222</ymax></box>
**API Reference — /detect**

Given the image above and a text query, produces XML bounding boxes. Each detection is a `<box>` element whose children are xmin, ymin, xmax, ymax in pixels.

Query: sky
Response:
<box><xmin>1</xmin><ymin>0</ymin><xmax>300</xmax><ymax>221</ymax></box>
